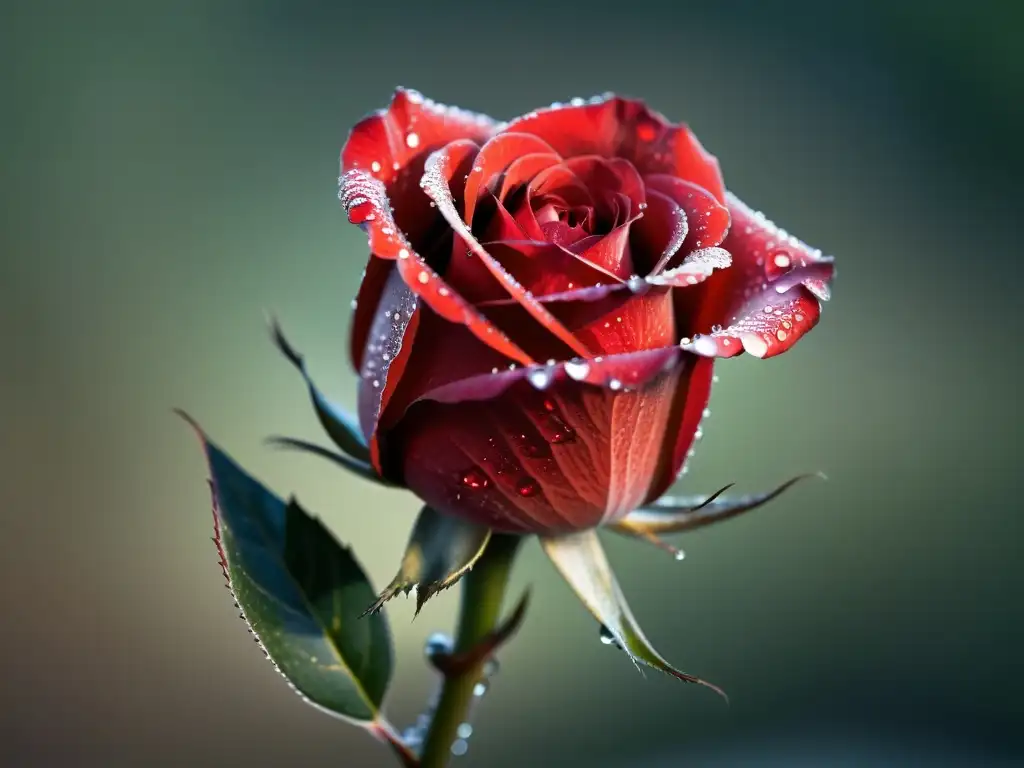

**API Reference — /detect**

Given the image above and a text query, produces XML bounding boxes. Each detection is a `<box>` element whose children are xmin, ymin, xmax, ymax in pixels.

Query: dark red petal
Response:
<box><xmin>564</xmin><ymin>156</ymin><xmax>646</xmax><ymax>217</ymax></box>
<box><xmin>463</xmin><ymin>133</ymin><xmax>559</xmax><ymax>227</ymax></box>
<box><xmin>643</xmin><ymin>354</ymin><xmax>714</xmax><ymax>503</ymax></box>
<box><xmin>341</xmin><ymin>87</ymin><xmax>495</xmax><ymax>186</ymax></box>
<box><xmin>571</xmin><ymin>288</ymin><xmax>675</xmax><ymax>356</ymax></box>
<box><xmin>421</xmin><ymin>146</ymin><xmax>593</xmax><ymax>359</ymax></box>
<box><xmin>349</xmin><ymin>257</ymin><xmax>394</xmax><ymax>372</ymax></box>
<box><xmin>356</xmin><ymin>267</ymin><xmax>421</xmax><ymax>473</ymax></box>
<box><xmin>631</xmin><ymin>189</ymin><xmax>688</xmax><ymax>275</ymax></box>
<box><xmin>575</xmin><ymin>223</ymin><xmax>634</xmax><ymax>279</ymax></box>
<box><xmin>389</xmin><ymin>346</ymin><xmax>696</xmax><ymax>533</ymax></box>
<box><xmin>340</xmin><ymin>163</ymin><xmax>533</xmax><ymax>365</ymax></box>
<box><xmin>497</xmin><ymin>152</ymin><xmax>563</xmax><ymax>202</ymax></box>
<box><xmin>644</xmin><ymin>174</ymin><xmax>731</xmax><ymax>270</ymax></box>
<box><xmin>477</xmin><ymin>240</ymin><xmax>622</xmax><ymax>297</ymax></box>
<box><xmin>677</xmin><ymin>192</ymin><xmax>834</xmax><ymax>358</ymax></box>
<box><xmin>501</xmin><ymin>95</ymin><xmax>726</xmax><ymax>202</ymax></box>
<box><xmin>681</xmin><ymin>288</ymin><xmax>824</xmax><ymax>359</ymax></box>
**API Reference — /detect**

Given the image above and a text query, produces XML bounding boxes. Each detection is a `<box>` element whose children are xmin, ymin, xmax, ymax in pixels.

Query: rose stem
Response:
<box><xmin>418</xmin><ymin>533</ymin><xmax>523</xmax><ymax>768</ymax></box>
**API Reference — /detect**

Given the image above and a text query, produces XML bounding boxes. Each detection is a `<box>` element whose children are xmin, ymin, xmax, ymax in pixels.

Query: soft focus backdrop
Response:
<box><xmin>4</xmin><ymin>0</ymin><xmax>1022</xmax><ymax>765</ymax></box>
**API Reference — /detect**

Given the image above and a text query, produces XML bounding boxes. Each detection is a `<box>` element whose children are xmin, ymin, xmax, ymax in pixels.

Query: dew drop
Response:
<box><xmin>417</xmin><ymin>270</ymin><xmax>429</xmax><ymax>284</ymax></box>
<box><xmin>457</xmin><ymin>723</ymin><xmax>474</xmax><ymax>739</ymax></box>
<box><xmin>406</xmin><ymin>132</ymin><xmax>420</xmax><ymax>148</ymax></box>
<box><xmin>473</xmin><ymin>681</ymin><xmax>489</xmax><ymax>697</ymax></box>
<box><xmin>451</xmin><ymin>740</ymin><xmax>468</xmax><ymax>757</ymax></box>
<box><xmin>460</xmin><ymin>468</ymin><xmax>490</xmax><ymax>490</ymax></box>
<box><xmin>424</xmin><ymin>633</ymin><xmax>453</xmax><ymax>660</ymax></box>
<box><xmin>599</xmin><ymin>625</ymin><xmax>621</xmax><ymax>648</ymax></box>
<box><xmin>776</xmin><ymin>329</ymin><xmax>788</xmax><ymax>341</ymax></box>
<box><xmin>565</xmin><ymin>359</ymin><xmax>590</xmax><ymax>380</ymax></box>
<box><xmin>527</xmin><ymin>367</ymin><xmax>552</xmax><ymax>389</ymax></box>
<box><xmin>608</xmin><ymin>378</ymin><xmax>623</xmax><ymax>391</ymax></box>
<box><xmin>543</xmin><ymin>399</ymin><xmax>556</xmax><ymax>412</ymax></box>
<box><xmin>773</xmin><ymin>252</ymin><xmax>791</xmax><ymax>269</ymax></box>
<box><xmin>516</xmin><ymin>478</ymin><xmax>539</xmax><ymax>497</ymax></box>
<box><xmin>370</xmin><ymin>160</ymin><xmax>382</xmax><ymax>173</ymax></box>
<box><xmin>674</xmin><ymin>549</ymin><xmax>686</xmax><ymax>561</ymax></box>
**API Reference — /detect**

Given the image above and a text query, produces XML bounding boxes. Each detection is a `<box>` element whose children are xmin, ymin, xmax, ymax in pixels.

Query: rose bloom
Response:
<box><xmin>339</xmin><ymin>88</ymin><xmax>833</xmax><ymax>535</ymax></box>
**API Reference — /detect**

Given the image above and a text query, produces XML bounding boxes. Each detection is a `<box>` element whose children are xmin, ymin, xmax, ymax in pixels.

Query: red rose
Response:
<box><xmin>339</xmin><ymin>88</ymin><xmax>833</xmax><ymax>534</ymax></box>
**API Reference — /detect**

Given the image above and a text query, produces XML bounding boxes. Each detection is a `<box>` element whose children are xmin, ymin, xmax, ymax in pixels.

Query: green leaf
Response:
<box><xmin>541</xmin><ymin>530</ymin><xmax>727</xmax><ymax>701</ymax></box>
<box><xmin>180</xmin><ymin>411</ymin><xmax>392</xmax><ymax>723</ymax></box>
<box><xmin>610</xmin><ymin>473</ymin><xmax>824</xmax><ymax>554</ymax></box>
<box><xmin>365</xmin><ymin>506</ymin><xmax>492</xmax><ymax>616</ymax></box>
<box><xmin>269</xmin><ymin>317</ymin><xmax>371</xmax><ymax>464</ymax></box>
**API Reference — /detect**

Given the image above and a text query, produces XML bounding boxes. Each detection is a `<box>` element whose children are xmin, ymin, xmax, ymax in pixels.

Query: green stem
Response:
<box><xmin>418</xmin><ymin>534</ymin><xmax>522</xmax><ymax>768</ymax></box>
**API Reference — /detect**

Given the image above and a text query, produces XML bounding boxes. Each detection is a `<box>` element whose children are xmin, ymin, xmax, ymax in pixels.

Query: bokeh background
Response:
<box><xmin>4</xmin><ymin>0</ymin><xmax>1022</xmax><ymax>765</ymax></box>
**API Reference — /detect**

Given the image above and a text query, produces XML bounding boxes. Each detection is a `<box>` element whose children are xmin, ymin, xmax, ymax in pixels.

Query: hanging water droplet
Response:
<box><xmin>674</xmin><ymin>549</ymin><xmax>686</xmax><ymax>561</ymax></box>
<box><xmin>460</xmin><ymin>468</ymin><xmax>490</xmax><ymax>490</ymax></box>
<box><xmin>424</xmin><ymin>633</ymin><xmax>453</xmax><ymax>660</ymax></box>
<box><xmin>483</xmin><ymin>657</ymin><xmax>500</xmax><ymax>677</ymax></box>
<box><xmin>473</xmin><ymin>681</ymin><xmax>489</xmax><ymax>697</ymax></box>
<box><xmin>451</xmin><ymin>739</ymin><xmax>469</xmax><ymax>756</ymax></box>
<box><xmin>456</xmin><ymin>723</ymin><xmax>474</xmax><ymax>739</ymax></box>
<box><xmin>516</xmin><ymin>477</ymin><xmax>539</xmax><ymax>497</ymax></box>
<box><xmin>599</xmin><ymin>625</ymin><xmax>621</xmax><ymax>648</ymax></box>
<box><xmin>406</xmin><ymin>132</ymin><xmax>420</xmax><ymax>148</ymax></box>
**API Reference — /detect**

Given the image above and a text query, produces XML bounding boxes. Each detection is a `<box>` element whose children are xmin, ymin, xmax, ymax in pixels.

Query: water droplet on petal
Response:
<box><xmin>406</xmin><ymin>132</ymin><xmax>420</xmax><ymax>148</ymax></box>
<box><xmin>565</xmin><ymin>359</ymin><xmax>590</xmax><ymax>381</ymax></box>
<box><xmin>527</xmin><ymin>367</ymin><xmax>552</xmax><ymax>389</ymax></box>
<box><xmin>516</xmin><ymin>478</ymin><xmax>539</xmax><ymax>497</ymax></box>
<box><xmin>460</xmin><ymin>468</ymin><xmax>490</xmax><ymax>490</ymax></box>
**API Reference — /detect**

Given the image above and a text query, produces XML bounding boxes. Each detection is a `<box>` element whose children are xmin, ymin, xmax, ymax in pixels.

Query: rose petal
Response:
<box><xmin>631</xmin><ymin>189</ymin><xmax>688</xmax><ymax>275</ymax></box>
<box><xmin>642</xmin><ymin>353</ymin><xmax>714</xmax><ymax>503</ymax></box>
<box><xmin>682</xmin><ymin>288</ymin><xmax>824</xmax><ymax>359</ymax></box>
<box><xmin>497</xmin><ymin>152</ymin><xmax>563</xmax><ymax>202</ymax></box>
<box><xmin>676</xmin><ymin>192</ymin><xmax>834</xmax><ymax>358</ymax></box>
<box><xmin>575</xmin><ymin>223</ymin><xmax>634</xmax><ymax>278</ymax></box>
<box><xmin>389</xmin><ymin>349</ymin><xmax>691</xmax><ymax>532</ymax></box>
<box><xmin>356</xmin><ymin>267</ymin><xmax>420</xmax><ymax>471</ymax></box>
<box><xmin>572</xmin><ymin>287</ymin><xmax>675</xmax><ymax>357</ymax></box>
<box><xmin>421</xmin><ymin>146</ymin><xmax>593</xmax><ymax>359</ymax></box>
<box><xmin>644</xmin><ymin>174</ymin><xmax>731</xmax><ymax>270</ymax></box>
<box><xmin>341</xmin><ymin>87</ymin><xmax>495</xmax><ymax>187</ymax></box>
<box><xmin>340</xmin><ymin>164</ymin><xmax>533</xmax><ymax>366</ymax></box>
<box><xmin>463</xmin><ymin>132</ymin><xmax>559</xmax><ymax>227</ymax></box>
<box><xmin>501</xmin><ymin>95</ymin><xmax>726</xmax><ymax>202</ymax></box>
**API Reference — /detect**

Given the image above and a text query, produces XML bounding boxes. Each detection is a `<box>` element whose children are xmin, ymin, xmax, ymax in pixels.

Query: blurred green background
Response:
<box><xmin>4</xmin><ymin>0</ymin><xmax>1022</xmax><ymax>765</ymax></box>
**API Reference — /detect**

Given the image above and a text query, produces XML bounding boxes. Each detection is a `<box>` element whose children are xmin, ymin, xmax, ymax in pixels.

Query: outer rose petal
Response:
<box><xmin>340</xmin><ymin>158</ymin><xmax>533</xmax><ymax>366</ymax></box>
<box><xmin>502</xmin><ymin>95</ymin><xmax>726</xmax><ymax>202</ymax></box>
<box><xmin>644</xmin><ymin>174</ymin><xmax>731</xmax><ymax>271</ymax></box>
<box><xmin>677</xmin><ymin>192</ymin><xmax>835</xmax><ymax>358</ymax></box>
<box><xmin>643</xmin><ymin>354</ymin><xmax>714</xmax><ymax>503</ymax></box>
<box><xmin>386</xmin><ymin>347</ymin><xmax>702</xmax><ymax>533</ymax></box>
<box><xmin>341</xmin><ymin>87</ymin><xmax>495</xmax><ymax>186</ymax></box>
<box><xmin>357</xmin><ymin>267</ymin><xmax>420</xmax><ymax>473</ymax></box>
